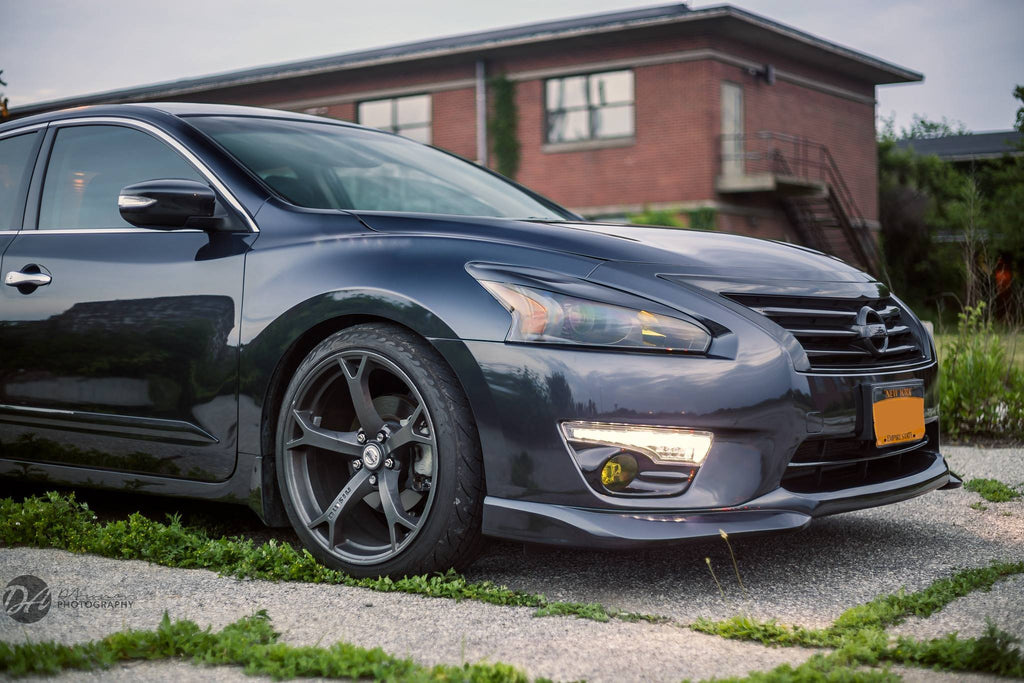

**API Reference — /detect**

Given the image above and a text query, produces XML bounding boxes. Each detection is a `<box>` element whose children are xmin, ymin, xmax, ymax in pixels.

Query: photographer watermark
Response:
<box><xmin>3</xmin><ymin>574</ymin><xmax>135</xmax><ymax>623</ymax></box>
<box><xmin>3</xmin><ymin>575</ymin><xmax>51</xmax><ymax>624</ymax></box>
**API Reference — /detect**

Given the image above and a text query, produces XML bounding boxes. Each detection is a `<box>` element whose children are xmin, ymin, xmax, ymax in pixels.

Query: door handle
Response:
<box><xmin>5</xmin><ymin>268</ymin><xmax>52</xmax><ymax>288</ymax></box>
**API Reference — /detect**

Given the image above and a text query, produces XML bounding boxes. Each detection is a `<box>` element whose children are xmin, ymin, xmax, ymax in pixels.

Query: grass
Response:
<box><xmin>0</xmin><ymin>491</ymin><xmax>650</xmax><ymax>623</ymax></box>
<box><xmin>964</xmin><ymin>477</ymin><xmax>1022</xmax><ymax>502</ymax></box>
<box><xmin>0</xmin><ymin>610</ymin><xmax>540</xmax><ymax>681</ymax></box>
<box><xmin>935</xmin><ymin>331</ymin><xmax>1024</xmax><ymax>370</ymax></box>
<box><xmin>693</xmin><ymin>561</ymin><xmax>1024</xmax><ymax>679</ymax></box>
<box><xmin>707</xmin><ymin>620</ymin><xmax>1024</xmax><ymax>682</ymax></box>
<box><xmin>695</xmin><ymin>560</ymin><xmax>1024</xmax><ymax>645</ymax></box>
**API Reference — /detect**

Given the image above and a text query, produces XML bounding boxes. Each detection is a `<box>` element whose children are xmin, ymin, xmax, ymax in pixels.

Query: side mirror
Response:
<box><xmin>118</xmin><ymin>179</ymin><xmax>218</xmax><ymax>230</ymax></box>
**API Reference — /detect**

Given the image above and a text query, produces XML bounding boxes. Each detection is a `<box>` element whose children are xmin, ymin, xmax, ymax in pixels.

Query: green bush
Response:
<box><xmin>628</xmin><ymin>207</ymin><xmax>684</xmax><ymax>227</ymax></box>
<box><xmin>940</xmin><ymin>302</ymin><xmax>1024</xmax><ymax>440</ymax></box>
<box><xmin>627</xmin><ymin>207</ymin><xmax>716</xmax><ymax>230</ymax></box>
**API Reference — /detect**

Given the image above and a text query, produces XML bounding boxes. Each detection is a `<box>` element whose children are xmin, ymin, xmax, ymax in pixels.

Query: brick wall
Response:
<box><xmin>713</xmin><ymin>61</ymin><xmax>878</xmax><ymax>221</ymax></box>
<box><xmin>432</xmin><ymin>88</ymin><xmax>478</xmax><ymax>161</ymax></box>
<box><xmin>512</xmin><ymin>59</ymin><xmax>718</xmax><ymax>209</ymax></box>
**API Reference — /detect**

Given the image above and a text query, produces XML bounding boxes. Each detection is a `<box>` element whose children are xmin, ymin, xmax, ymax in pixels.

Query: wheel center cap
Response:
<box><xmin>361</xmin><ymin>443</ymin><xmax>383</xmax><ymax>470</ymax></box>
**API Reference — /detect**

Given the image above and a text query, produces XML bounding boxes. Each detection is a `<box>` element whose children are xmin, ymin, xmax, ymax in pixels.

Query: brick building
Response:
<box><xmin>14</xmin><ymin>3</ymin><xmax>922</xmax><ymax>272</ymax></box>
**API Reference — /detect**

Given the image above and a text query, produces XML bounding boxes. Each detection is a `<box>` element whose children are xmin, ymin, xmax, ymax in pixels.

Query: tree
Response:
<box><xmin>0</xmin><ymin>70</ymin><xmax>8</xmax><ymax>120</ymax></box>
<box><xmin>878</xmin><ymin>87</ymin><xmax>1024</xmax><ymax>323</ymax></box>
<box><xmin>877</xmin><ymin>137</ymin><xmax>966</xmax><ymax>313</ymax></box>
<box><xmin>978</xmin><ymin>85</ymin><xmax>1024</xmax><ymax>297</ymax></box>
<box><xmin>900</xmin><ymin>114</ymin><xmax>969</xmax><ymax>140</ymax></box>
<box><xmin>1016</xmin><ymin>85</ymin><xmax>1024</xmax><ymax>132</ymax></box>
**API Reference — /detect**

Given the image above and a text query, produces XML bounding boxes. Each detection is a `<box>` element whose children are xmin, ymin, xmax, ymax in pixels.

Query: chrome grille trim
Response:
<box><xmin>725</xmin><ymin>293</ymin><xmax>926</xmax><ymax>370</ymax></box>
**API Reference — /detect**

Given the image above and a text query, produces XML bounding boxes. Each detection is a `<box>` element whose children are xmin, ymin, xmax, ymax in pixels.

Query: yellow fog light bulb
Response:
<box><xmin>600</xmin><ymin>454</ymin><xmax>638</xmax><ymax>491</ymax></box>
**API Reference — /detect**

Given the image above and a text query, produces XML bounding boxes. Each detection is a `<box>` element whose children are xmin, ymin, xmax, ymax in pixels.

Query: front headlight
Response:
<box><xmin>478</xmin><ymin>281</ymin><xmax>711</xmax><ymax>352</ymax></box>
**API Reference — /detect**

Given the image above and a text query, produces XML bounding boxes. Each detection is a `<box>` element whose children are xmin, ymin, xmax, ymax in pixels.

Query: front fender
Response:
<box><xmin>237</xmin><ymin>212</ymin><xmax>600</xmax><ymax>457</ymax></box>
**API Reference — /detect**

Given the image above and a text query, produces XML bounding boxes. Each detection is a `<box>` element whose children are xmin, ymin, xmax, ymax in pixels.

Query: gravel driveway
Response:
<box><xmin>1</xmin><ymin>445</ymin><xmax>1022</xmax><ymax>681</ymax></box>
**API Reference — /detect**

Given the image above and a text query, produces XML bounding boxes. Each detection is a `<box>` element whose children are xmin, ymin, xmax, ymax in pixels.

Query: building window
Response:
<box><xmin>545</xmin><ymin>70</ymin><xmax>634</xmax><ymax>144</ymax></box>
<box><xmin>357</xmin><ymin>94</ymin><xmax>431</xmax><ymax>144</ymax></box>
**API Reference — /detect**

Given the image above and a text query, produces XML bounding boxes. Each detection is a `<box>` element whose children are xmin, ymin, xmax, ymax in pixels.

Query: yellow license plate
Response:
<box><xmin>871</xmin><ymin>383</ymin><xmax>925</xmax><ymax>448</ymax></box>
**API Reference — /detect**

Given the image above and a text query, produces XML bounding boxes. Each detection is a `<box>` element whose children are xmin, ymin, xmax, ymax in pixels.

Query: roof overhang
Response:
<box><xmin>11</xmin><ymin>3</ymin><xmax>922</xmax><ymax>117</ymax></box>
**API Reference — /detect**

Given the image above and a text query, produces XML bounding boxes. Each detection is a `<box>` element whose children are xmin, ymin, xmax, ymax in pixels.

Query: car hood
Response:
<box><xmin>353</xmin><ymin>212</ymin><xmax>876</xmax><ymax>283</ymax></box>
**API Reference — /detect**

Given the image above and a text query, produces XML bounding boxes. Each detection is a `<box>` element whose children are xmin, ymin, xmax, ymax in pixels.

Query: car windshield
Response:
<box><xmin>188</xmin><ymin>115</ymin><xmax>571</xmax><ymax>220</ymax></box>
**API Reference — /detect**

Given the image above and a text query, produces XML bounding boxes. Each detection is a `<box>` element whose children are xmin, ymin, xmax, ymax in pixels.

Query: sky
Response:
<box><xmin>2</xmin><ymin>0</ymin><xmax>1022</xmax><ymax>133</ymax></box>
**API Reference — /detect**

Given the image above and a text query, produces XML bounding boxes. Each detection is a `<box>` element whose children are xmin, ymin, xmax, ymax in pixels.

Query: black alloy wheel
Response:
<box><xmin>276</xmin><ymin>323</ymin><xmax>484</xmax><ymax>577</ymax></box>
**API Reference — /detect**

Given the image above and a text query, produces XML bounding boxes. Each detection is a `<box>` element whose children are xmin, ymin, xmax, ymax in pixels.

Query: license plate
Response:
<box><xmin>871</xmin><ymin>382</ymin><xmax>925</xmax><ymax>448</ymax></box>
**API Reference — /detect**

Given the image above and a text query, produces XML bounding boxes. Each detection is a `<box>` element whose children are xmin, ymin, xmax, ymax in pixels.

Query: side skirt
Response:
<box><xmin>0</xmin><ymin>452</ymin><xmax>271</xmax><ymax>523</ymax></box>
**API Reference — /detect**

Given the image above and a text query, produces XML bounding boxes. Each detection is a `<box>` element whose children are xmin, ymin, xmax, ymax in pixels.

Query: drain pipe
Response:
<box><xmin>475</xmin><ymin>59</ymin><xmax>488</xmax><ymax>167</ymax></box>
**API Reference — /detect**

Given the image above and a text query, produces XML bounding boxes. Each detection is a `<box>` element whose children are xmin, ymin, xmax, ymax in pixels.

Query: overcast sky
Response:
<box><xmin>2</xmin><ymin>0</ymin><xmax>1022</xmax><ymax>133</ymax></box>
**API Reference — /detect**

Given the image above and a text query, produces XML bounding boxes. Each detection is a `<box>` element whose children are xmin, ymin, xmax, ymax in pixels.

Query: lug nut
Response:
<box><xmin>376</xmin><ymin>425</ymin><xmax>391</xmax><ymax>443</ymax></box>
<box><xmin>352</xmin><ymin>460</ymin><xmax>362</xmax><ymax>470</ymax></box>
<box><xmin>383</xmin><ymin>458</ymin><xmax>394</xmax><ymax>469</ymax></box>
<box><xmin>356</xmin><ymin>431</ymin><xmax>366</xmax><ymax>444</ymax></box>
<box><xmin>368</xmin><ymin>475</ymin><xmax>377</xmax><ymax>486</ymax></box>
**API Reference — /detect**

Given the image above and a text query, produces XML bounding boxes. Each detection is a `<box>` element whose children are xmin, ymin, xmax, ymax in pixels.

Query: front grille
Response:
<box><xmin>724</xmin><ymin>294</ymin><xmax>926</xmax><ymax>370</ymax></box>
<box><xmin>782</xmin><ymin>436</ymin><xmax>932</xmax><ymax>493</ymax></box>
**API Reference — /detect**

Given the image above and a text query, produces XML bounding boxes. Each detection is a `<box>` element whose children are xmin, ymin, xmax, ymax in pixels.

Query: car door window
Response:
<box><xmin>37</xmin><ymin>125</ymin><xmax>204</xmax><ymax>230</ymax></box>
<box><xmin>0</xmin><ymin>131</ymin><xmax>40</xmax><ymax>230</ymax></box>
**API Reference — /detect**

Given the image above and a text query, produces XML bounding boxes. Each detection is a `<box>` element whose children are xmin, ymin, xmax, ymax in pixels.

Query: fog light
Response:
<box><xmin>601</xmin><ymin>454</ymin><xmax>638</xmax><ymax>490</ymax></box>
<box><xmin>561</xmin><ymin>421</ymin><xmax>714</xmax><ymax>465</ymax></box>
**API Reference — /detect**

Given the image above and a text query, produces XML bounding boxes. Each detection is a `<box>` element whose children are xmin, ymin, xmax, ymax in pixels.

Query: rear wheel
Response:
<box><xmin>276</xmin><ymin>323</ymin><xmax>483</xmax><ymax>577</ymax></box>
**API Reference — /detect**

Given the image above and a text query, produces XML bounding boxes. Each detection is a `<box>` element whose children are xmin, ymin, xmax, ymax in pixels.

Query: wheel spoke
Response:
<box><xmin>286</xmin><ymin>410</ymin><xmax>362</xmax><ymax>456</ymax></box>
<box><xmin>307</xmin><ymin>467</ymin><xmax>373</xmax><ymax>546</ymax></box>
<box><xmin>386</xmin><ymin>404</ymin><xmax>433</xmax><ymax>450</ymax></box>
<box><xmin>379</xmin><ymin>468</ymin><xmax>418</xmax><ymax>551</ymax></box>
<box><xmin>340</xmin><ymin>355</ymin><xmax>385</xmax><ymax>435</ymax></box>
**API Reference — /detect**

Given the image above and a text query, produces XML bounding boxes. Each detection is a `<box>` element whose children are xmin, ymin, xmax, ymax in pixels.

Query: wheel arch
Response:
<box><xmin>247</xmin><ymin>291</ymin><xmax>492</xmax><ymax>526</ymax></box>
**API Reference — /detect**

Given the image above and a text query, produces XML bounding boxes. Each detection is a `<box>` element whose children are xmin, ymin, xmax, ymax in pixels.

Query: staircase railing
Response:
<box><xmin>719</xmin><ymin>131</ymin><xmax>880</xmax><ymax>273</ymax></box>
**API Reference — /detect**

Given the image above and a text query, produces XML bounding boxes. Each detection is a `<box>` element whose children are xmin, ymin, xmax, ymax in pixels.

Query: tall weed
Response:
<box><xmin>940</xmin><ymin>302</ymin><xmax>1024</xmax><ymax>440</ymax></box>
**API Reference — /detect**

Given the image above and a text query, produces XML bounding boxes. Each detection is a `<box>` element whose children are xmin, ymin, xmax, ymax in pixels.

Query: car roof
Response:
<box><xmin>0</xmin><ymin>102</ymin><xmax>365</xmax><ymax>135</ymax></box>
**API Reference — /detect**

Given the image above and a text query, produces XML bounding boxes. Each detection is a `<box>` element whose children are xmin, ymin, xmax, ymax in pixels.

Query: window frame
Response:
<box><xmin>27</xmin><ymin>118</ymin><xmax>257</xmax><ymax>233</ymax></box>
<box><xmin>543</xmin><ymin>69</ymin><xmax>636</xmax><ymax>145</ymax></box>
<box><xmin>356</xmin><ymin>94</ymin><xmax>432</xmax><ymax>144</ymax></box>
<box><xmin>0</xmin><ymin>125</ymin><xmax>46</xmax><ymax>233</ymax></box>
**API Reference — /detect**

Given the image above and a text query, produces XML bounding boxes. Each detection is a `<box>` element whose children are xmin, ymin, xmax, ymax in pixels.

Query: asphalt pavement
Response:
<box><xmin>1</xmin><ymin>445</ymin><xmax>1021</xmax><ymax>681</ymax></box>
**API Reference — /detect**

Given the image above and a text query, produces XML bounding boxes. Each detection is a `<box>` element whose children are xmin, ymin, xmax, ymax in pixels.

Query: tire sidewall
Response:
<box><xmin>275</xmin><ymin>324</ymin><xmax>478</xmax><ymax>577</ymax></box>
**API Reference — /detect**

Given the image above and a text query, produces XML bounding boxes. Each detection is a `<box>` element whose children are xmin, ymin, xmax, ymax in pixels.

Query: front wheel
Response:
<box><xmin>276</xmin><ymin>323</ymin><xmax>483</xmax><ymax>577</ymax></box>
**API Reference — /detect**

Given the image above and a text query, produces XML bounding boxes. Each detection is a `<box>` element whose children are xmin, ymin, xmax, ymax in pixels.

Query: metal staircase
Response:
<box><xmin>718</xmin><ymin>132</ymin><xmax>881</xmax><ymax>275</ymax></box>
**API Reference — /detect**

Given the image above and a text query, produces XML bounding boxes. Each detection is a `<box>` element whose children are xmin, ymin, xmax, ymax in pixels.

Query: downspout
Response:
<box><xmin>475</xmin><ymin>59</ymin><xmax>488</xmax><ymax>167</ymax></box>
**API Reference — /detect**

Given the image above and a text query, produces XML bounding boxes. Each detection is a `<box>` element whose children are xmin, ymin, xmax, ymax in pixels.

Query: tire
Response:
<box><xmin>275</xmin><ymin>323</ymin><xmax>484</xmax><ymax>578</ymax></box>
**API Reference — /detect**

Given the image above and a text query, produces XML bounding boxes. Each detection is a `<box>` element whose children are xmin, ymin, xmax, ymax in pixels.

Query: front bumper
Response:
<box><xmin>481</xmin><ymin>446</ymin><xmax>951</xmax><ymax>548</ymax></box>
<box><xmin>434</xmin><ymin>324</ymin><xmax>948</xmax><ymax>548</ymax></box>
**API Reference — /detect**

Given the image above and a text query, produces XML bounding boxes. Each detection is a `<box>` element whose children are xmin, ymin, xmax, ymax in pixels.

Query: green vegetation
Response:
<box><xmin>700</xmin><ymin>653</ymin><xmax>900</xmax><ymax>682</ymax></box>
<box><xmin>935</xmin><ymin>331</ymin><xmax>1024</xmax><ymax>370</ymax></box>
<box><xmin>688</xmin><ymin>207</ymin><xmax>717</xmax><ymax>230</ymax></box>
<box><xmin>938</xmin><ymin>303</ymin><xmax>1024</xmax><ymax>440</ymax></box>
<box><xmin>489</xmin><ymin>75</ymin><xmax>520</xmax><ymax>179</ymax></box>
<box><xmin>706</xmin><ymin>620</ymin><xmax>1024</xmax><ymax>682</ymax></box>
<box><xmin>694</xmin><ymin>561</ymin><xmax>1024</xmax><ymax>679</ymax></box>
<box><xmin>627</xmin><ymin>207</ymin><xmax>717</xmax><ymax>230</ymax></box>
<box><xmin>964</xmin><ymin>477</ymin><xmax>1022</xmax><ymax>502</ymax></box>
<box><xmin>696</xmin><ymin>560</ymin><xmax>1024</xmax><ymax>645</ymax></box>
<box><xmin>878</xmin><ymin>86</ymin><xmax>1024</xmax><ymax>325</ymax></box>
<box><xmin>628</xmin><ymin>207</ymin><xmax>685</xmax><ymax>227</ymax></box>
<box><xmin>0</xmin><ymin>610</ymin><xmax>538</xmax><ymax>681</ymax></box>
<box><xmin>0</xmin><ymin>492</ymin><xmax>649</xmax><ymax>622</ymax></box>
<box><xmin>0</xmin><ymin>68</ymin><xmax>8</xmax><ymax>120</ymax></box>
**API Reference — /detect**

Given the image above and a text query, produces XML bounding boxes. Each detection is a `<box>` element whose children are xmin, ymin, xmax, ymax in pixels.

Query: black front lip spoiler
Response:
<box><xmin>481</xmin><ymin>451</ymin><xmax>952</xmax><ymax>549</ymax></box>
